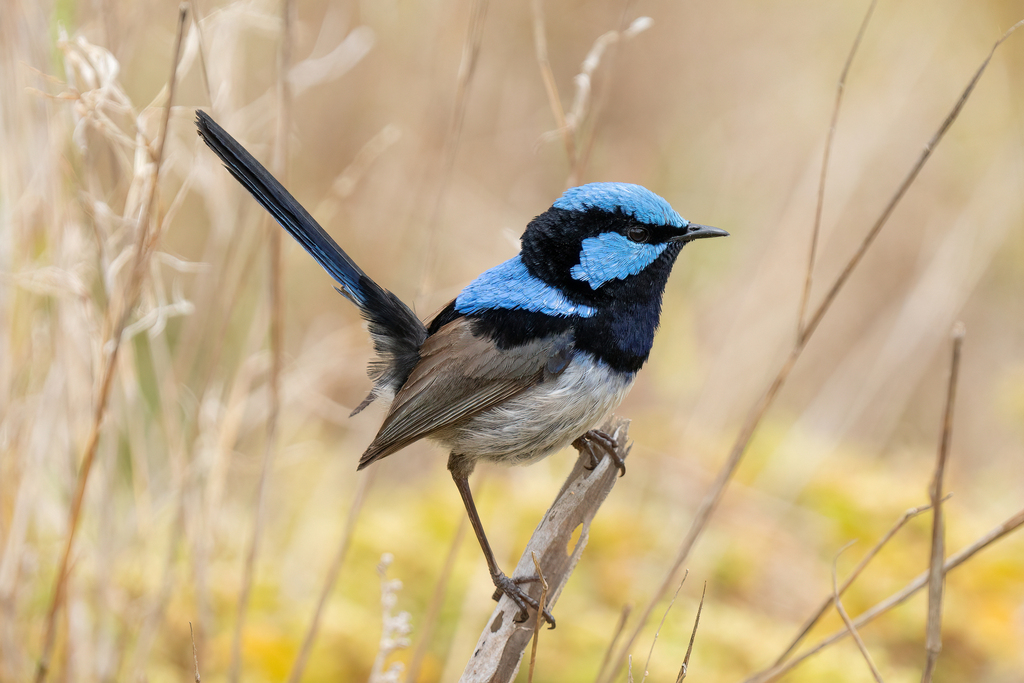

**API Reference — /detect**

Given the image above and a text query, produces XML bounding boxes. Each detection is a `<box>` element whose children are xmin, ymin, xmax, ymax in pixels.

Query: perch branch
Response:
<box><xmin>459</xmin><ymin>417</ymin><xmax>631</xmax><ymax>683</ymax></box>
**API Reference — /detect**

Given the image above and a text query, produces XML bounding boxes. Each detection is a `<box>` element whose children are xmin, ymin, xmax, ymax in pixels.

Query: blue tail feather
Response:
<box><xmin>196</xmin><ymin>110</ymin><xmax>427</xmax><ymax>399</ymax></box>
<box><xmin>195</xmin><ymin>110</ymin><xmax>367</xmax><ymax>303</ymax></box>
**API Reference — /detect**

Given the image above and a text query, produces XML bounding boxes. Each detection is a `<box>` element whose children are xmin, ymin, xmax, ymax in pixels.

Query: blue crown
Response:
<box><xmin>552</xmin><ymin>182</ymin><xmax>687</xmax><ymax>228</ymax></box>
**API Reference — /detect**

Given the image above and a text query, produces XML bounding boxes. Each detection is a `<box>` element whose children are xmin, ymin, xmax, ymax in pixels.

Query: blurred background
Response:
<box><xmin>2</xmin><ymin>0</ymin><xmax>1023</xmax><ymax>681</ymax></box>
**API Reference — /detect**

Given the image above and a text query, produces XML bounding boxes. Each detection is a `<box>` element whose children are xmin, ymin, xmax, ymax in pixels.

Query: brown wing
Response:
<box><xmin>357</xmin><ymin>316</ymin><xmax>573</xmax><ymax>468</ymax></box>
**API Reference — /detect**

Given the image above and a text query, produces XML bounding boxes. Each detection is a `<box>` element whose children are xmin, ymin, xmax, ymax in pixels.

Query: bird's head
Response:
<box><xmin>521</xmin><ymin>182</ymin><xmax>727</xmax><ymax>307</ymax></box>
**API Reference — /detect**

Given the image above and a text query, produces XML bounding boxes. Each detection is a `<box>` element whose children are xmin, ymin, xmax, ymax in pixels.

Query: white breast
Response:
<box><xmin>435</xmin><ymin>352</ymin><xmax>635</xmax><ymax>465</ymax></box>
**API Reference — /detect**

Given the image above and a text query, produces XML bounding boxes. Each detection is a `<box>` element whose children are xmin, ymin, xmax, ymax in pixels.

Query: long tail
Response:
<box><xmin>195</xmin><ymin>110</ymin><xmax>426</xmax><ymax>409</ymax></box>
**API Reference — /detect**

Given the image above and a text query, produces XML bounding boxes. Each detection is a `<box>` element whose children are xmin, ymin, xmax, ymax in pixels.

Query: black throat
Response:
<box><xmin>428</xmin><ymin>239</ymin><xmax>684</xmax><ymax>374</ymax></box>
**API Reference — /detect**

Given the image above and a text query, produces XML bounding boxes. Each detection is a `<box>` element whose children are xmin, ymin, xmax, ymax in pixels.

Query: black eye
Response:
<box><xmin>627</xmin><ymin>227</ymin><xmax>650</xmax><ymax>243</ymax></box>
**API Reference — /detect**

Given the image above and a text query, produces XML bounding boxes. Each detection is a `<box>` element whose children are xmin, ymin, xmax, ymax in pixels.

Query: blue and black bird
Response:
<box><xmin>195</xmin><ymin>110</ymin><xmax>727</xmax><ymax>625</ymax></box>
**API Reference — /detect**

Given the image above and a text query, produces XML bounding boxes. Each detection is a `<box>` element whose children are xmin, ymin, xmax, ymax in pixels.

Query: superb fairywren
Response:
<box><xmin>195</xmin><ymin>110</ymin><xmax>727</xmax><ymax>626</ymax></box>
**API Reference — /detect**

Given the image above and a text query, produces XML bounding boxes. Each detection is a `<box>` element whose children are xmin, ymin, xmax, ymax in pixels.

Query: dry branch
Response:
<box><xmin>458</xmin><ymin>418</ymin><xmax>631</xmax><ymax>683</ymax></box>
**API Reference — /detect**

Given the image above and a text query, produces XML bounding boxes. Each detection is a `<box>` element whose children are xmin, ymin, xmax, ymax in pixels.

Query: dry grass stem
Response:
<box><xmin>799</xmin><ymin>19</ymin><xmax>1024</xmax><ymax>346</ymax></box>
<box><xmin>921</xmin><ymin>323</ymin><xmax>964</xmax><ymax>682</ymax></box>
<box><xmin>537</xmin><ymin>12</ymin><xmax>651</xmax><ymax>185</ymax></box>
<box><xmin>598</xmin><ymin>22</ymin><xmax>1022</xmax><ymax>683</ymax></box>
<box><xmin>227</xmin><ymin>1</ymin><xmax>293</xmax><ymax>678</ymax></box>
<box><xmin>34</xmin><ymin>8</ymin><xmax>189</xmax><ymax>681</ymax></box>
<box><xmin>189</xmin><ymin>0</ymin><xmax>214</xmax><ymax>105</ymax></box>
<box><xmin>287</xmin><ymin>469</ymin><xmax>377</xmax><ymax>683</ymax></box>
<box><xmin>676</xmin><ymin>582</ymin><xmax>706</xmax><ymax>683</ymax></box>
<box><xmin>405</xmin><ymin>514</ymin><xmax>469</xmax><ymax>683</ymax></box>
<box><xmin>746</xmin><ymin>505</ymin><xmax>1024</xmax><ymax>683</ymax></box>
<box><xmin>190</xmin><ymin>623</ymin><xmax>201</xmax><ymax>683</ymax></box>
<box><xmin>531</xmin><ymin>0</ymin><xmax>574</xmax><ymax>165</ymax></box>
<box><xmin>415</xmin><ymin>0</ymin><xmax>490</xmax><ymax>305</ymax></box>
<box><xmin>832</xmin><ymin>545</ymin><xmax>886</xmax><ymax>683</ymax></box>
<box><xmin>527</xmin><ymin>552</ymin><xmax>550</xmax><ymax>683</ymax></box>
<box><xmin>640</xmin><ymin>570</ymin><xmax>688</xmax><ymax>683</ymax></box>
<box><xmin>773</xmin><ymin>498</ymin><xmax>945</xmax><ymax>666</ymax></box>
<box><xmin>797</xmin><ymin>0</ymin><xmax>878</xmax><ymax>336</ymax></box>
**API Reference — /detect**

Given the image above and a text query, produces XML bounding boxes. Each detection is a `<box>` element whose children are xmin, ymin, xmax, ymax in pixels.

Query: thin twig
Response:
<box><xmin>228</xmin><ymin>2</ymin><xmax>293</xmax><ymax>681</ymax></box>
<box><xmin>641</xmin><ymin>570</ymin><xmax>688</xmax><ymax>683</ymax></box>
<box><xmin>598</xmin><ymin>23</ymin><xmax>1022</xmax><ymax>683</ymax></box>
<box><xmin>676</xmin><ymin>582</ymin><xmax>706</xmax><ymax>683</ymax></box>
<box><xmin>286</xmin><ymin>469</ymin><xmax>377</xmax><ymax>683</ymax></box>
<box><xmin>797</xmin><ymin>0</ymin><xmax>878</xmax><ymax>337</ymax></box>
<box><xmin>34</xmin><ymin>8</ymin><xmax>188</xmax><ymax>681</ymax></box>
<box><xmin>773</xmin><ymin>498</ymin><xmax>945</xmax><ymax>665</ymax></box>
<box><xmin>921</xmin><ymin>323</ymin><xmax>964</xmax><ymax>683</ymax></box>
<box><xmin>832</xmin><ymin>544</ymin><xmax>886</xmax><ymax>683</ymax></box>
<box><xmin>745</xmin><ymin>505</ymin><xmax>1024</xmax><ymax>683</ymax></box>
<box><xmin>527</xmin><ymin>552</ymin><xmax>550</xmax><ymax>683</ymax></box>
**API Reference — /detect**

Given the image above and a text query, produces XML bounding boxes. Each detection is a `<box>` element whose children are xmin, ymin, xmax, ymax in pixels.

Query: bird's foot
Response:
<box><xmin>573</xmin><ymin>429</ymin><xmax>625</xmax><ymax>477</ymax></box>
<box><xmin>490</xmin><ymin>571</ymin><xmax>556</xmax><ymax>628</ymax></box>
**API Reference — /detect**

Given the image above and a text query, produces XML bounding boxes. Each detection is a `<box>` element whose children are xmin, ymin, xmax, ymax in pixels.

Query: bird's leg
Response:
<box><xmin>572</xmin><ymin>429</ymin><xmax>625</xmax><ymax>476</ymax></box>
<box><xmin>448</xmin><ymin>454</ymin><xmax>556</xmax><ymax>628</ymax></box>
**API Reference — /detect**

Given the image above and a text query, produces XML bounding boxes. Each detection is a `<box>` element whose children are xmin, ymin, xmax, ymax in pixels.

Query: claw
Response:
<box><xmin>492</xmin><ymin>571</ymin><xmax>556</xmax><ymax>628</ymax></box>
<box><xmin>573</xmin><ymin>429</ymin><xmax>625</xmax><ymax>477</ymax></box>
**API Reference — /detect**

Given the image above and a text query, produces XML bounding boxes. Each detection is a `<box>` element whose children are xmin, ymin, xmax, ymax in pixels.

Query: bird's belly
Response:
<box><xmin>436</xmin><ymin>354</ymin><xmax>635</xmax><ymax>466</ymax></box>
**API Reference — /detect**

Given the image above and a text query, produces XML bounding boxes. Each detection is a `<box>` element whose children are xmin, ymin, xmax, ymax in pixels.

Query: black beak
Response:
<box><xmin>673</xmin><ymin>223</ymin><xmax>730</xmax><ymax>243</ymax></box>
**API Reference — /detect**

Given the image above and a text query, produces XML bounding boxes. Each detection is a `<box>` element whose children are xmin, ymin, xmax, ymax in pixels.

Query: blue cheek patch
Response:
<box><xmin>570</xmin><ymin>233</ymin><xmax>669</xmax><ymax>289</ymax></box>
<box><xmin>456</xmin><ymin>255</ymin><xmax>597</xmax><ymax>318</ymax></box>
